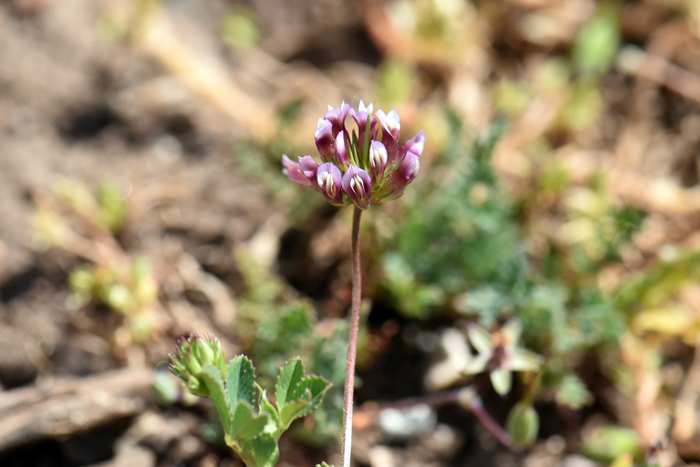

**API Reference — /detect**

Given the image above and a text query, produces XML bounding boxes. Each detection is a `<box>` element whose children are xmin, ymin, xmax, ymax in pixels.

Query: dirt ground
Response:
<box><xmin>2</xmin><ymin>0</ymin><xmax>700</xmax><ymax>466</ymax></box>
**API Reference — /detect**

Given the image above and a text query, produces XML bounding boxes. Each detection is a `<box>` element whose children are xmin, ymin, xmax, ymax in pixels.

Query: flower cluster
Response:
<box><xmin>282</xmin><ymin>101</ymin><xmax>426</xmax><ymax>209</ymax></box>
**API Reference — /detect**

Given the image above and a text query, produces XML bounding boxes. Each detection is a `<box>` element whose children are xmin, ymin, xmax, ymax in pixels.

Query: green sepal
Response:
<box><xmin>317</xmin><ymin>463</ymin><xmax>334</xmax><ymax>467</ymax></box>
<box><xmin>351</xmin><ymin>132</ymin><xmax>360</xmax><ymax>166</ymax></box>
<box><xmin>228</xmin><ymin>355</ymin><xmax>257</xmax><ymax>406</ymax></box>
<box><xmin>200</xmin><ymin>365</ymin><xmax>232</xmax><ymax>435</ymax></box>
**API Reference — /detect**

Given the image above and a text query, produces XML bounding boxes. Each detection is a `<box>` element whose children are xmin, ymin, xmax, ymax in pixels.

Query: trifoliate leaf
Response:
<box><xmin>229</xmin><ymin>401</ymin><xmax>269</xmax><ymax>441</ymax></box>
<box><xmin>275</xmin><ymin>358</ymin><xmax>306</xmax><ymax>407</ymax></box>
<box><xmin>228</xmin><ymin>356</ymin><xmax>256</xmax><ymax>407</ymax></box>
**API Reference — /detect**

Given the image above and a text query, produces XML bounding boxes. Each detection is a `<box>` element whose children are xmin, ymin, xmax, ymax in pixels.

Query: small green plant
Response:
<box><xmin>69</xmin><ymin>257</ymin><xmax>159</xmax><ymax>343</ymax></box>
<box><xmin>33</xmin><ymin>177</ymin><xmax>161</xmax><ymax>344</ymax></box>
<box><xmin>170</xmin><ymin>334</ymin><xmax>331</xmax><ymax>467</ymax></box>
<box><xmin>232</xmin><ymin>250</ymin><xmax>348</xmax><ymax>444</ymax></box>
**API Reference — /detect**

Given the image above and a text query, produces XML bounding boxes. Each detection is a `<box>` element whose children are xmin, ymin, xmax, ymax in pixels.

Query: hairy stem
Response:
<box><xmin>341</xmin><ymin>206</ymin><xmax>363</xmax><ymax>467</ymax></box>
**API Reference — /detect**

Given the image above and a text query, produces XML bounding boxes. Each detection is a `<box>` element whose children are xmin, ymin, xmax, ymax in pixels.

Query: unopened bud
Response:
<box><xmin>506</xmin><ymin>402</ymin><xmax>539</xmax><ymax>446</ymax></box>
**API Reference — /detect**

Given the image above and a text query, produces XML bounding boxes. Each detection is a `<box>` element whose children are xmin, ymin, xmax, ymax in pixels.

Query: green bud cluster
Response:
<box><xmin>169</xmin><ymin>334</ymin><xmax>228</xmax><ymax>397</ymax></box>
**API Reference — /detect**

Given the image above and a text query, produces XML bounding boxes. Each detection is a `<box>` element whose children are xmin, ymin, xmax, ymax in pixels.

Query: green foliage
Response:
<box><xmin>51</xmin><ymin>177</ymin><xmax>128</xmax><ymax>233</ymax></box>
<box><xmin>234</xmin><ymin>249</ymin><xmax>348</xmax><ymax>444</ymax></box>
<box><xmin>380</xmin><ymin>112</ymin><xmax>526</xmax><ymax>319</ymax></box>
<box><xmin>506</xmin><ymin>401</ymin><xmax>539</xmax><ymax>446</ymax></box>
<box><xmin>375</xmin><ymin>110</ymin><xmax>646</xmax><ymax>415</ymax></box>
<box><xmin>555</xmin><ymin>374</ymin><xmax>593</xmax><ymax>411</ymax></box>
<box><xmin>68</xmin><ymin>257</ymin><xmax>158</xmax><ymax>341</ymax></box>
<box><xmin>376</xmin><ymin>60</ymin><xmax>415</xmax><ymax>107</ymax></box>
<box><xmin>171</xmin><ymin>338</ymin><xmax>330</xmax><ymax>467</ymax></box>
<box><xmin>68</xmin><ymin>257</ymin><xmax>158</xmax><ymax>342</ymax></box>
<box><xmin>571</xmin><ymin>4</ymin><xmax>621</xmax><ymax>77</ymax></box>
<box><xmin>97</xmin><ymin>181</ymin><xmax>129</xmax><ymax>232</ymax></box>
<box><xmin>582</xmin><ymin>426</ymin><xmax>642</xmax><ymax>464</ymax></box>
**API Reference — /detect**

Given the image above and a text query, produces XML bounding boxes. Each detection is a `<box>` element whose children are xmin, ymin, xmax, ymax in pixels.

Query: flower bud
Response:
<box><xmin>342</xmin><ymin>165</ymin><xmax>372</xmax><ymax>209</ymax></box>
<box><xmin>317</xmin><ymin>162</ymin><xmax>344</xmax><ymax>205</ymax></box>
<box><xmin>378</xmin><ymin>151</ymin><xmax>420</xmax><ymax>201</ymax></box>
<box><xmin>324</xmin><ymin>101</ymin><xmax>351</xmax><ymax>137</ymax></box>
<box><xmin>350</xmin><ymin>100</ymin><xmax>378</xmax><ymax>157</ymax></box>
<box><xmin>314</xmin><ymin>118</ymin><xmax>335</xmax><ymax>162</ymax></box>
<box><xmin>369</xmin><ymin>140</ymin><xmax>388</xmax><ymax>185</ymax></box>
<box><xmin>299</xmin><ymin>156</ymin><xmax>320</xmax><ymax>190</ymax></box>
<box><xmin>282</xmin><ymin>155</ymin><xmax>311</xmax><ymax>187</ymax></box>
<box><xmin>334</xmin><ymin>130</ymin><xmax>351</xmax><ymax>170</ymax></box>
<box><xmin>397</xmin><ymin>130</ymin><xmax>426</xmax><ymax>166</ymax></box>
<box><xmin>376</xmin><ymin>108</ymin><xmax>400</xmax><ymax>164</ymax></box>
<box><xmin>506</xmin><ymin>402</ymin><xmax>539</xmax><ymax>446</ymax></box>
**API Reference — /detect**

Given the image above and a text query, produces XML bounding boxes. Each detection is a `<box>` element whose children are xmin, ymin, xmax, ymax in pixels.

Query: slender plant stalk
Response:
<box><xmin>377</xmin><ymin>387</ymin><xmax>513</xmax><ymax>448</ymax></box>
<box><xmin>341</xmin><ymin>205</ymin><xmax>363</xmax><ymax>467</ymax></box>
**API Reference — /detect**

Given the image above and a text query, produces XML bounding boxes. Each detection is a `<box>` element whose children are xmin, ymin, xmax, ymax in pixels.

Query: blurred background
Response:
<box><xmin>2</xmin><ymin>0</ymin><xmax>700</xmax><ymax>466</ymax></box>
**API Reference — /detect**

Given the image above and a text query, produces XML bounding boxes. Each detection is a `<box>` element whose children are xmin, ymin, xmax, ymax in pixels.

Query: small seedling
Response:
<box><xmin>170</xmin><ymin>334</ymin><xmax>331</xmax><ymax>467</ymax></box>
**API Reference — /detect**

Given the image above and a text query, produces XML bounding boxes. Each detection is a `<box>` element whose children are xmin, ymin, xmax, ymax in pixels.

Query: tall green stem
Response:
<box><xmin>341</xmin><ymin>206</ymin><xmax>363</xmax><ymax>467</ymax></box>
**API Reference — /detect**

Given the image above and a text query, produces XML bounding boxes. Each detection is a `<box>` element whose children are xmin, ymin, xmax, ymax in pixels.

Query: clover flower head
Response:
<box><xmin>282</xmin><ymin>101</ymin><xmax>426</xmax><ymax>209</ymax></box>
<box><xmin>463</xmin><ymin>318</ymin><xmax>543</xmax><ymax>396</ymax></box>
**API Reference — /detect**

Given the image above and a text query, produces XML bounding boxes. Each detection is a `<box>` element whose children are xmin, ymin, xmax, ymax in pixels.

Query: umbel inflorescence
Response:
<box><xmin>282</xmin><ymin>101</ymin><xmax>426</xmax><ymax>209</ymax></box>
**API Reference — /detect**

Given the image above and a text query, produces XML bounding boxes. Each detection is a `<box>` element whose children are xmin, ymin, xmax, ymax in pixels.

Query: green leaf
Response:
<box><xmin>258</xmin><ymin>388</ymin><xmax>280</xmax><ymax>433</ymax></box>
<box><xmin>300</xmin><ymin>377</ymin><xmax>330</xmax><ymax>407</ymax></box>
<box><xmin>275</xmin><ymin>359</ymin><xmax>305</xmax><ymax>407</ymax></box>
<box><xmin>275</xmin><ymin>360</ymin><xmax>331</xmax><ymax>431</ymax></box>
<box><xmin>555</xmin><ymin>374</ymin><xmax>593</xmax><ymax>410</ymax></box>
<box><xmin>200</xmin><ymin>365</ymin><xmax>232</xmax><ymax>434</ymax></box>
<box><xmin>229</xmin><ymin>401</ymin><xmax>269</xmax><ymax>441</ymax></box>
<box><xmin>279</xmin><ymin>377</ymin><xmax>330</xmax><ymax>430</ymax></box>
<box><xmin>228</xmin><ymin>356</ymin><xmax>256</xmax><ymax>406</ymax></box>
<box><xmin>317</xmin><ymin>463</ymin><xmax>334</xmax><ymax>467</ymax></box>
<box><xmin>279</xmin><ymin>399</ymin><xmax>312</xmax><ymax>431</ymax></box>
<box><xmin>238</xmin><ymin>434</ymin><xmax>280</xmax><ymax>467</ymax></box>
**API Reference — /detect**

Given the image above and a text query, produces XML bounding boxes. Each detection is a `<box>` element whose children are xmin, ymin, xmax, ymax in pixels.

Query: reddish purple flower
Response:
<box><xmin>349</xmin><ymin>101</ymin><xmax>378</xmax><ymax>160</ymax></box>
<box><xmin>369</xmin><ymin>140</ymin><xmax>388</xmax><ymax>186</ymax></box>
<box><xmin>299</xmin><ymin>155</ymin><xmax>320</xmax><ymax>190</ymax></box>
<box><xmin>314</xmin><ymin>119</ymin><xmax>335</xmax><ymax>162</ymax></box>
<box><xmin>317</xmin><ymin>162</ymin><xmax>344</xmax><ymax>205</ymax></box>
<box><xmin>324</xmin><ymin>101</ymin><xmax>351</xmax><ymax>138</ymax></box>
<box><xmin>342</xmin><ymin>165</ymin><xmax>372</xmax><ymax>209</ymax></box>
<box><xmin>282</xmin><ymin>155</ymin><xmax>311</xmax><ymax>187</ymax></box>
<box><xmin>282</xmin><ymin>101</ymin><xmax>425</xmax><ymax>209</ymax></box>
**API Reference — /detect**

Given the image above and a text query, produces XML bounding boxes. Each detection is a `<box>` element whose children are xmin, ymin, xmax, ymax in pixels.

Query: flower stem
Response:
<box><xmin>377</xmin><ymin>387</ymin><xmax>513</xmax><ymax>448</ymax></box>
<box><xmin>341</xmin><ymin>205</ymin><xmax>363</xmax><ymax>467</ymax></box>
